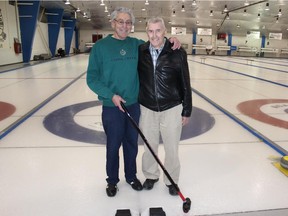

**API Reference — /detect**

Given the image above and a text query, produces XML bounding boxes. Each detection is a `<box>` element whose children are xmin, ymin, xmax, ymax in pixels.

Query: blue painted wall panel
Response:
<box><xmin>18</xmin><ymin>0</ymin><xmax>40</xmax><ymax>62</ymax></box>
<box><xmin>46</xmin><ymin>8</ymin><xmax>64</xmax><ymax>57</ymax></box>
<box><xmin>261</xmin><ymin>35</ymin><xmax>266</xmax><ymax>48</ymax></box>
<box><xmin>227</xmin><ymin>33</ymin><xmax>232</xmax><ymax>56</ymax></box>
<box><xmin>75</xmin><ymin>27</ymin><xmax>79</xmax><ymax>50</ymax></box>
<box><xmin>261</xmin><ymin>35</ymin><xmax>266</xmax><ymax>57</ymax></box>
<box><xmin>192</xmin><ymin>32</ymin><xmax>196</xmax><ymax>55</ymax></box>
<box><xmin>63</xmin><ymin>18</ymin><xmax>76</xmax><ymax>55</ymax></box>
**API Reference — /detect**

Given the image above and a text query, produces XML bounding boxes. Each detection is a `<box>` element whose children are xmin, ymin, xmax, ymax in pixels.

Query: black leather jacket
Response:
<box><xmin>138</xmin><ymin>39</ymin><xmax>192</xmax><ymax>117</ymax></box>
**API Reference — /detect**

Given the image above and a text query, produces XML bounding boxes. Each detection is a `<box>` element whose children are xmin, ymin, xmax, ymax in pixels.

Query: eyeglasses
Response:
<box><xmin>114</xmin><ymin>19</ymin><xmax>133</xmax><ymax>26</ymax></box>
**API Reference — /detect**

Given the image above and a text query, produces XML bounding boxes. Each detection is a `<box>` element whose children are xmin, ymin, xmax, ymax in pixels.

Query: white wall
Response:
<box><xmin>78</xmin><ymin>27</ymin><xmax>288</xmax><ymax>58</ymax></box>
<box><xmin>0</xmin><ymin>0</ymin><xmax>75</xmax><ymax>66</ymax></box>
<box><xmin>32</xmin><ymin>22</ymin><xmax>50</xmax><ymax>57</ymax></box>
<box><xmin>1</xmin><ymin>0</ymin><xmax>288</xmax><ymax>66</ymax></box>
<box><xmin>0</xmin><ymin>1</ymin><xmax>22</xmax><ymax>65</ymax></box>
<box><xmin>79</xmin><ymin>29</ymin><xmax>193</xmax><ymax>54</ymax></box>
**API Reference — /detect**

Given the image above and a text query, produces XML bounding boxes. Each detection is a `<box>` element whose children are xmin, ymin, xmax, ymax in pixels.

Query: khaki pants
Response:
<box><xmin>140</xmin><ymin>104</ymin><xmax>182</xmax><ymax>185</ymax></box>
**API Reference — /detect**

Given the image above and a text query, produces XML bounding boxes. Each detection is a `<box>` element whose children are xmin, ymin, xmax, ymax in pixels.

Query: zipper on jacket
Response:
<box><xmin>154</xmin><ymin>62</ymin><xmax>160</xmax><ymax>112</ymax></box>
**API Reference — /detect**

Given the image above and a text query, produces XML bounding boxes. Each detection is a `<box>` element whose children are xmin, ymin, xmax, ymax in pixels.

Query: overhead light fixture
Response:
<box><xmin>76</xmin><ymin>8</ymin><xmax>80</xmax><ymax>12</ymax></box>
<box><xmin>276</xmin><ymin>17</ymin><xmax>279</xmax><ymax>23</ymax></box>
<box><xmin>237</xmin><ymin>24</ymin><xmax>240</xmax><ymax>28</ymax></box>
<box><xmin>196</xmin><ymin>20</ymin><xmax>200</xmax><ymax>25</ymax></box>
<box><xmin>223</xmin><ymin>5</ymin><xmax>228</xmax><ymax>12</ymax></box>
<box><xmin>226</xmin><ymin>13</ymin><xmax>230</xmax><ymax>19</ymax></box>
<box><xmin>181</xmin><ymin>5</ymin><xmax>185</xmax><ymax>12</ymax></box>
<box><xmin>141</xmin><ymin>8</ymin><xmax>146</xmax><ymax>11</ymax></box>
<box><xmin>172</xmin><ymin>10</ymin><xmax>176</xmax><ymax>17</ymax></box>
<box><xmin>145</xmin><ymin>0</ymin><xmax>149</xmax><ymax>5</ymax></box>
<box><xmin>192</xmin><ymin>0</ymin><xmax>197</xmax><ymax>6</ymax></box>
<box><xmin>244</xmin><ymin>0</ymin><xmax>249</xmax><ymax>6</ymax></box>
<box><xmin>104</xmin><ymin>6</ymin><xmax>108</xmax><ymax>13</ymax></box>
<box><xmin>278</xmin><ymin>9</ymin><xmax>282</xmax><ymax>16</ymax></box>
<box><xmin>100</xmin><ymin>0</ymin><xmax>105</xmax><ymax>6</ymax></box>
<box><xmin>65</xmin><ymin>0</ymin><xmax>70</xmax><ymax>5</ymax></box>
<box><xmin>210</xmin><ymin>10</ymin><xmax>213</xmax><ymax>16</ymax></box>
<box><xmin>243</xmin><ymin>9</ymin><xmax>247</xmax><ymax>16</ymax></box>
<box><xmin>265</xmin><ymin>2</ymin><xmax>269</xmax><ymax>11</ymax></box>
<box><xmin>257</xmin><ymin>13</ymin><xmax>260</xmax><ymax>19</ymax></box>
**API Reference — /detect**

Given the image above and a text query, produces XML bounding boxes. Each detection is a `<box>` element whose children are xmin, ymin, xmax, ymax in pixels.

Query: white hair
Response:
<box><xmin>110</xmin><ymin>7</ymin><xmax>135</xmax><ymax>24</ymax></box>
<box><xmin>146</xmin><ymin>17</ymin><xmax>166</xmax><ymax>31</ymax></box>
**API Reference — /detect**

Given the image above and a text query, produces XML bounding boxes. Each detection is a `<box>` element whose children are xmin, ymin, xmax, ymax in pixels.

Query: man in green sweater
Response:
<box><xmin>86</xmin><ymin>7</ymin><xmax>180</xmax><ymax>197</ymax></box>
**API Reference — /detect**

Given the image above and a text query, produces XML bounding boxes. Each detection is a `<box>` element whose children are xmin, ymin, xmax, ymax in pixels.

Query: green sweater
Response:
<box><xmin>87</xmin><ymin>34</ymin><xmax>144</xmax><ymax>106</ymax></box>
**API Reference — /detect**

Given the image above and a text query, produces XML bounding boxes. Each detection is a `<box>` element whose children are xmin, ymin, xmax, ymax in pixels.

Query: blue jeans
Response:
<box><xmin>102</xmin><ymin>103</ymin><xmax>140</xmax><ymax>185</ymax></box>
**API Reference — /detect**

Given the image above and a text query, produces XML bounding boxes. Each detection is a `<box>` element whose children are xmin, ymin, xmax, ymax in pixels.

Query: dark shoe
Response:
<box><xmin>167</xmin><ymin>184</ymin><xmax>178</xmax><ymax>196</ymax></box>
<box><xmin>143</xmin><ymin>178</ymin><xmax>159</xmax><ymax>190</ymax></box>
<box><xmin>127</xmin><ymin>178</ymin><xmax>143</xmax><ymax>191</ymax></box>
<box><xmin>106</xmin><ymin>184</ymin><xmax>118</xmax><ymax>197</ymax></box>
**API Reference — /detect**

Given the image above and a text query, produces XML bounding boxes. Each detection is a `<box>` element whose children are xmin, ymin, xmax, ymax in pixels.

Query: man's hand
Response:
<box><xmin>182</xmin><ymin>117</ymin><xmax>190</xmax><ymax>126</ymax></box>
<box><xmin>112</xmin><ymin>95</ymin><xmax>126</xmax><ymax>112</ymax></box>
<box><xmin>169</xmin><ymin>37</ymin><xmax>181</xmax><ymax>50</ymax></box>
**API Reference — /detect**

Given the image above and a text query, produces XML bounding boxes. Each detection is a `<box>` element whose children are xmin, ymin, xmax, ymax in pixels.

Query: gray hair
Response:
<box><xmin>146</xmin><ymin>17</ymin><xmax>166</xmax><ymax>31</ymax></box>
<box><xmin>110</xmin><ymin>7</ymin><xmax>135</xmax><ymax>24</ymax></box>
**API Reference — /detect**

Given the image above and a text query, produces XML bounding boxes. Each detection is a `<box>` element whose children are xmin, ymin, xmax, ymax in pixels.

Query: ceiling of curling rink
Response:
<box><xmin>40</xmin><ymin>0</ymin><xmax>288</xmax><ymax>38</ymax></box>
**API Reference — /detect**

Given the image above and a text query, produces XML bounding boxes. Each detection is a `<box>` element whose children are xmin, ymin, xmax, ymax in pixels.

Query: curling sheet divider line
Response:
<box><xmin>191</xmin><ymin>87</ymin><xmax>288</xmax><ymax>156</ymax></box>
<box><xmin>188</xmin><ymin>59</ymin><xmax>288</xmax><ymax>88</ymax></box>
<box><xmin>0</xmin><ymin>71</ymin><xmax>87</xmax><ymax>140</ymax></box>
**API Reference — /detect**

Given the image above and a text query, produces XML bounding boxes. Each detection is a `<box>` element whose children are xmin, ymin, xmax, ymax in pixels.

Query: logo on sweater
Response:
<box><xmin>120</xmin><ymin>49</ymin><xmax>126</xmax><ymax>56</ymax></box>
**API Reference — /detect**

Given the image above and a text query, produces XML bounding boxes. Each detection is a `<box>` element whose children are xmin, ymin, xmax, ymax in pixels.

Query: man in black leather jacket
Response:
<box><xmin>138</xmin><ymin>17</ymin><xmax>192</xmax><ymax>196</ymax></box>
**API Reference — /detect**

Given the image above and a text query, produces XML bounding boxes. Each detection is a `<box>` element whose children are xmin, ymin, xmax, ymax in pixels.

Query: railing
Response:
<box><xmin>217</xmin><ymin>45</ymin><xmax>230</xmax><ymax>51</ymax></box>
<box><xmin>85</xmin><ymin>43</ymin><xmax>95</xmax><ymax>48</ymax></box>
<box><xmin>238</xmin><ymin>46</ymin><xmax>258</xmax><ymax>52</ymax></box>
<box><xmin>260</xmin><ymin>48</ymin><xmax>278</xmax><ymax>53</ymax></box>
<box><xmin>281</xmin><ymin>48</ymin><xmax>288</xmax><ymax>54</ymax></box>
<box><xmin>192</xmin><ymin>44</ymin><xmax>212</xmax><ymax>50</ymax></box>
